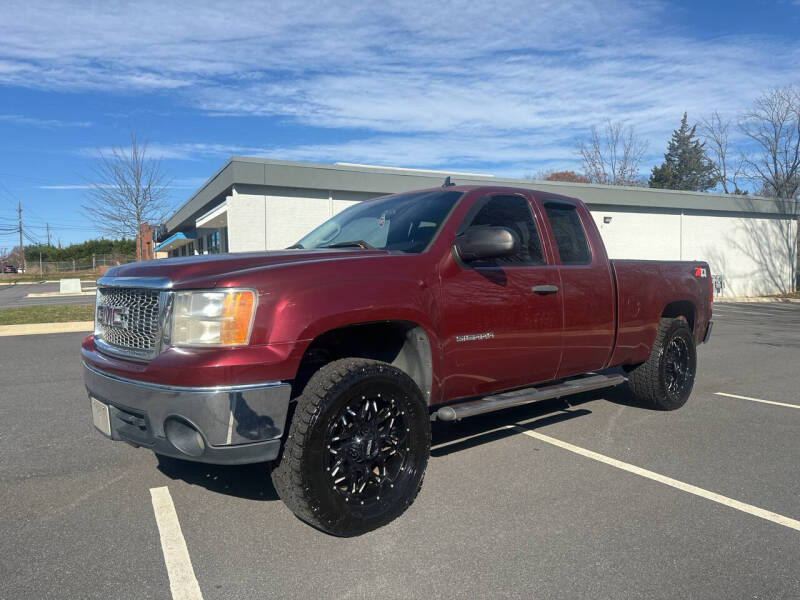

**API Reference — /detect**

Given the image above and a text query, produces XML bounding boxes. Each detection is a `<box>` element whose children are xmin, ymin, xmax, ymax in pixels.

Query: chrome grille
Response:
<box><xmin>96</xmin><ymin>287</ymin><xmax>162</xmax><ymax>358</ymax></box>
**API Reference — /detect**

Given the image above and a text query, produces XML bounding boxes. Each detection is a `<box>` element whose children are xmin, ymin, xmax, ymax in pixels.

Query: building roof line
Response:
<box><xmin>165</xmin><ymin>156</ymin><xmax>786</xmax><ymax>233</ymax></box>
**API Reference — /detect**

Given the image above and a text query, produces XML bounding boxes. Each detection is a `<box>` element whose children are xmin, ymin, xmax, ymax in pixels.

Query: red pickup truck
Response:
<box><xmin>83</xmin><ymin>185</ymin><xmax>712</xmax><ymax>536</ymax></box>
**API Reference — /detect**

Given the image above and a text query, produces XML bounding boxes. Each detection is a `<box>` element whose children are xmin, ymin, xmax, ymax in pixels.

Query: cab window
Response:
<box><xmin>543</xmin><ymin>202</ymin><xmax>592</xmax><ymax>265</ymax></box>
<box><xmin>461</xmin><ymin>194</ymin><xmax>545</xmax><ymax>266</ymax></box>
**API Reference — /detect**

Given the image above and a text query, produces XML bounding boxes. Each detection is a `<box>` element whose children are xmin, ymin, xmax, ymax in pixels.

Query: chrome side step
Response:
<box><xmin>433</xmin><ymin>373</ymin><xmax>627</xmax><ymax>421</ymax></box>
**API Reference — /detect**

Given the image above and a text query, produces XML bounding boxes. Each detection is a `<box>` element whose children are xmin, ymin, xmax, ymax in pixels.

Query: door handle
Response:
<box><xmin>532</xmin><ymin>285</ymin><xmax>559</xmax><ymax>295</ymax></box>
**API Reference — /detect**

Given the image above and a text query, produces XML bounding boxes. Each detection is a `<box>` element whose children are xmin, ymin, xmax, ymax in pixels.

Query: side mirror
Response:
<box><xmin>454</xmin><ymin>226</ymin><xmax>520</xmax><ymax>262</ymax></box>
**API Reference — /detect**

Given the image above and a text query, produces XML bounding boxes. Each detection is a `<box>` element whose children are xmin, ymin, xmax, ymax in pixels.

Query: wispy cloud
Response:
<box><xmin>39</xmin><ymin>177</ymin><xmax>208</xmax><ymax>190</ymax></box>
<box><xmin>38</xmin><ymin>184</ymin><xmax>94</xmax><ymax>190</ymax></box>
<box><xmin>8</xmin><ymin>1</ymin><xmax>798</xmax><ymax>174</ymax></box>
<box><xmin>0</xmin><ymin>114</ymin><xmax>91</xmax><ymax>128</ymax></box>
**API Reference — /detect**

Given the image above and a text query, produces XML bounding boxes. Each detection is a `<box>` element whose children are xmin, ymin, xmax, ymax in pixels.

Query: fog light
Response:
<box><xmin>164</xmin><ymin>418</ymin><xmax>206</xmax><ymax>457</ymax></box>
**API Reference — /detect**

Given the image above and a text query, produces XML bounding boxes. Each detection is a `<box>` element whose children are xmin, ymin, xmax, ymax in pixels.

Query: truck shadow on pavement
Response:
<box><xmin>430</xmin><ymin>383</ymin><xmax>647</xmax><ymax>457</ymax></box>
<box><xmin>154</xmin><ymin>385</ymin><xmax>641</xmax><ymax>501</ymax></box>
<box><xmin>431</xmin><ymin>397</ymin><xmax>591</xmax><ymax>457</ymax></box>
<box><xmin>155</xmin><ymin>455</ymin><xmax>280</xmax><ymax>501</ymax></box>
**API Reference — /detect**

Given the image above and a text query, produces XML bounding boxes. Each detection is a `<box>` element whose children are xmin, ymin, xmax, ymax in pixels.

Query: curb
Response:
<box><xmin>26</xmin><ymin>290</ymin><xmax>97</xmax><ymax>298</ymax></box>
<box><xmin>0</xmin><ymin>280</ymin><xmax>96</xmax><ymax>286</ymax></box>
<box><xmin>0</xmin><ymin>321</ymin><xmax>94</xmax><ymax>337</ymax></box>
<box><xmin>715</xmin><ymin>297</ymin><xmax>800</xmax><ymax>304</ymax></box>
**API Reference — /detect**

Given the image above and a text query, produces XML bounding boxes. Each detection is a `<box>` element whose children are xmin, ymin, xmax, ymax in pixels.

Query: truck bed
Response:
<box><xmin>608</xmin><ymin>259</ymin><xmax>712</xmax><ymax>367</ymax></box>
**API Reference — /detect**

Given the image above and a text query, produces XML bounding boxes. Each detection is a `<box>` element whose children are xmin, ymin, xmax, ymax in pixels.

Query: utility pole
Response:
<box><xmin>46</xmin><ymin>223</ymin><xmax>51</xmax><ymax>246</ymax></box>
<box><xmin>17</xmin><ymin>200</ymin><xmax>24</xmax><ymax>272</ymax></box>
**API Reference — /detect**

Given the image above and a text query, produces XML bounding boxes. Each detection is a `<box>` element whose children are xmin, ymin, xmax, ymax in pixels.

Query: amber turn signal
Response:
<box><xmin>221</xmin><ymin>290</ymin><xmax>255</xmax><ymax>345</ymax></box>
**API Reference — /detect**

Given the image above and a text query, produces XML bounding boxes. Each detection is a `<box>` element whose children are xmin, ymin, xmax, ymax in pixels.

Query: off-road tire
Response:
<box><xmin>627</xmin><ymin>317</ymin><xmax>697</xmax><ymax>410</ymax></box>
<box><xmin>270</xmin><ymin>358</ymin><xmax>430</xmax><ymax>536</ymax></box>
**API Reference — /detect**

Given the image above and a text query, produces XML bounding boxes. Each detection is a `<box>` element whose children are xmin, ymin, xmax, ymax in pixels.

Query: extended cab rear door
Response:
<box><xmin>537</xmin><ymin>197</ymin><xmax>616</xmax><ymax>379</ymax></box>
<box><xmin>438</xmin><ymin>191</ymin><xmax>564</xmax><ymax>400</ymax></box>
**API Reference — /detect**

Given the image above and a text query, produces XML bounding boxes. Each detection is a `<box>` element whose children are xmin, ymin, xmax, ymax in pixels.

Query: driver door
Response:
<box><xmin>438</xmin><ymin>192</ymin><xmax>564</xmax><ymax>400</ymax></box>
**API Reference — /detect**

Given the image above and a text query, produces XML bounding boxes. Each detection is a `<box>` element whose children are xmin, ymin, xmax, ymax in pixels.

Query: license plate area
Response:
<box><xmin>90</xmin><ymin>397</ymin><xmax>112</xmax><ymax>436</ymax></box>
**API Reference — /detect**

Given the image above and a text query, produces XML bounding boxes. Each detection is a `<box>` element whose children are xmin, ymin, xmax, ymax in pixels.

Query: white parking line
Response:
<box><xmin>150</xmin><ymin>487</ymin><xmax>204</xmax><ymax>600</ymax></box>
<box><xmin>513</xmin><ymin>426</ymin><xmax>800</xmax><ymax>532</ymax></box>
<box><xmin>714</xmin><ymin>392</ymin><xmax>800</xmax><ymax>410</ymax></box>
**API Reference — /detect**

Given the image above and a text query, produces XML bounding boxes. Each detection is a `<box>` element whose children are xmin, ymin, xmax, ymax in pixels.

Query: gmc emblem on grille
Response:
<box><xmin>97</xmin><ymin>305</ymin><xmax>130</xmax><ymax>329</ymax></box>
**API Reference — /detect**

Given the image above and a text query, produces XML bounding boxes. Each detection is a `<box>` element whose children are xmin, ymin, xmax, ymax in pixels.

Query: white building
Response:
<box><xmin>155</xmin><ymin>157</ymin><xmax>797</xmax><ymax>297</ymax></box>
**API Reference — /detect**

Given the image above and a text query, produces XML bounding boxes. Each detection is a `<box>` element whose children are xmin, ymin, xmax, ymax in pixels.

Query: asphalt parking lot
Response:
<box><xmin>1</xmin><ymin>302</ymin><xmax>798</xmax><ymax>599</ymax></box>
<box><xmin>0</xmin><ymin>280</ymin><xmax>96</xmax><ymax>307</ymax></box>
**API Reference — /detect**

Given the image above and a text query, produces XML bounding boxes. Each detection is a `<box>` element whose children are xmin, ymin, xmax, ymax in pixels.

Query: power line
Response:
<box><xmin>0</xmin><ymin>182</ymin><xmax>53</xmax><ymax>226</ymax></box>
<box><xmin>24</xmin><ymin>223</ymin><xmax>98</xmax><ymax>231</ymax></box>
<box><xmin>23</xmin><ymin>229</ymin><xmax>42</xmax><ymax>244</ymax></box>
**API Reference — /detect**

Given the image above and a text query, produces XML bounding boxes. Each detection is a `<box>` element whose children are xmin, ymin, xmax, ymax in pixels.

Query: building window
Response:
<box><xmin>187</xmin><ymin>242</ymin><xmax>194</xmax><ymax>255</ymax></box>
<box><xmin>207</xmin><ymin>231</ymin><xmax>220</xmax><ymax>254</ymax></box>
<box><xmin>197</xmin><ymin>236</ymin><xmax>204</xmax><ymax>254</ymax></box>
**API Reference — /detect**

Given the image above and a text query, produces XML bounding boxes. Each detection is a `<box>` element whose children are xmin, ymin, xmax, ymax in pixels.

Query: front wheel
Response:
<box><xmin>271</xmin><ymin>358</ymin><xmax>430</xmax><ymax>536</ymax></box>
<box><xmin>627</xmin><ymin>318</ymin><xmax>697</xmax><ymax>410</ymax></box>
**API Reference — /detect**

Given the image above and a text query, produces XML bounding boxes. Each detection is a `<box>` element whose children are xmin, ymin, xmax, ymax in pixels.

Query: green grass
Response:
<box><xmin>0</xmin><ymin>271</ymin><xmax>100</xmax><ymax>284</ymax></box>
<box><xmin>0</xmin><ymin>304</ymin><xmax>94</xmax><ymax>326</ymax></box>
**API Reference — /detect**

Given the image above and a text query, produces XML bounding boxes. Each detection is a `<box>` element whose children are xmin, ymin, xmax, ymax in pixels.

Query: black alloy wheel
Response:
<box><xmin>627</xmin><ymin>317</ymin><xmax>697</xmax><ymax>410</ymax></box>
<box><xmin>324</xmin><ymin>390</ymin><xmax>409</xmax><ymax>506</ymax></box>
<box><xmin>663</xmin><ymin>335</ymin><xmax>693</xmax><ymax>399</ymax></box>
<box><xmin>271</xmin><ymin>358</ymin><xmax>430</xmax><ymax>536</ymax></box>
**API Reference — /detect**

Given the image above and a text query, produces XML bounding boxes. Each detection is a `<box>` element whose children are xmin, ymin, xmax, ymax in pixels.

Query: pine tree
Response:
<box><xmin>649</xmin><ymin>113</ymin><xmax>717</xmax><ymax>191</ymax></box>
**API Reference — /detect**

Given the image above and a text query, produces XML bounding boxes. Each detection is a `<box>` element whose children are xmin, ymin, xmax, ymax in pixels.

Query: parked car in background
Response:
<box><xmin>2</xmin><ymin>265</ymin><xmax>18</xmax><ymax>273</ymax></box>
<box><xmin>82</xmin><ymin>185</ymin><xmax>713</xmax><ymax>536</ymax></box>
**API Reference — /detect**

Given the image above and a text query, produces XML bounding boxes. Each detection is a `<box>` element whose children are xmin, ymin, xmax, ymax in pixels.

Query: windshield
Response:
<box><xmin>294</xmin><ymin>190</ymin><xmax>463</xmax><ymax>253</ymax></box>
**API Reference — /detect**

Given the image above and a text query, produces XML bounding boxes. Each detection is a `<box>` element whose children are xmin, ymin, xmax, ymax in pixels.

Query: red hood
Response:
<box><xmin>101</xmin><ymin>249</ymin><xmax>390</xmax><ymax>289</ymax></box>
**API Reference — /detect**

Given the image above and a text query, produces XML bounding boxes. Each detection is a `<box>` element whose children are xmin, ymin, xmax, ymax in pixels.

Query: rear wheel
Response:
<box><xmin>271</xmin><ymin>358</ymin><xmax>430</xmax><ymax>536</ymax></box>
<box><xmin>627</xmin><ymin>318</ymin><xmax>697</xmax><ymax>410</ymax></box>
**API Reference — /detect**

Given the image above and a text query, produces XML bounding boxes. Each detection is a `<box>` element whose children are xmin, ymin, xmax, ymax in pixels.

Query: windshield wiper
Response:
<box><xmin>325</xmin><ymin>240</ymin><xmax>374</xmax><ymax>249</ymax></box>
<box><xmin>286</xmin><ymin>243</ymin><xmax>304</xmax><ymax>249</ymax></box>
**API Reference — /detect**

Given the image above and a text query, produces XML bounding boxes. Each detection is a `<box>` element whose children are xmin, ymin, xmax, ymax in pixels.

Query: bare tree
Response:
<box><xmin>738</xmin><ymin>86</ymin><xmax>800</xmax><ymax>292</ymax></box>
<box><xmin>83</xmin><ymin>134</ymin><xmax>171</xmax><ymax>260</ymax></box>
<box><xmin>524</xmin><ymin>169</ymin><xmax>591</xmax><ymax>184</ymax></box>
<box><xmin>699</xmin><ymin>111</ymin><xmax>743</xmax><ymax>194</ymax></box>
<box><xmin>576</xmin><ymin>120</ymin><xmax>648</xmax><ymax>186</ymax></box>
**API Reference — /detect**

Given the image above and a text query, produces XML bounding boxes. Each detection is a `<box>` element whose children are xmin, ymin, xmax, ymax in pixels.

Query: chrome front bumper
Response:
<box><xmin>83</xmin><ymin>363</ymin><xmax>291</xmax><ymax>464</ymax></box>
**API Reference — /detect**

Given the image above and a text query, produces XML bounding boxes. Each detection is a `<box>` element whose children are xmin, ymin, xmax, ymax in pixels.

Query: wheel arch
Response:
<box><xmin>293</xmin><ymin>320</ymin><xmax>435</xmax><ymax>404</ymax></box>
<box><xmin>660</xmin><ymin>300</ymin><xmax>696</xmax><ymax>331</ymax></box>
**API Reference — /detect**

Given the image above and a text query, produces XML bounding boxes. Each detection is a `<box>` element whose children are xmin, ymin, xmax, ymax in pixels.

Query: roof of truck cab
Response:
<box><xmin>398</xmin><ymin>184</ymin><xmax>582</xmax><ymax>203</ymax></box>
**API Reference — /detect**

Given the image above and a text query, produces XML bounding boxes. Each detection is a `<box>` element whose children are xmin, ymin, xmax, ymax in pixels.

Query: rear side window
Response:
<box><xmin>544</xmin><ymin>202</ymin><xmax>592</xmax><ymax>265</ymax></box>
<box><xmin>463</xmin><ymin>194</ymin><xmax>545</xmax><ymax>266</ymax></box>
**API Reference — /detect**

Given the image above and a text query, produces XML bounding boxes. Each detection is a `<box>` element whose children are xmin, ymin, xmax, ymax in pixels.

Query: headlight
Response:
<box><xmin>170</xmin><ymin>289</ymin><xmax>256</xmax><ymax>347</ymax></box>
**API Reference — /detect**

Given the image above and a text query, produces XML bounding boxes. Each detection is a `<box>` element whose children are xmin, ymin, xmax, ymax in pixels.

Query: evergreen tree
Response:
<box><xmin>24</xmin><ymin>238</ymin><xmax>135</xmax><ymax>263</ymax></box>
<box><xmin>649</xmin><ymin>113</ymin><xmax>717</xmax><ymax>191</ymax></box>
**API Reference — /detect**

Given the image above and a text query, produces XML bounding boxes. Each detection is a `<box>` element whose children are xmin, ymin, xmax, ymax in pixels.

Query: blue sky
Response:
<box><xmin>0</xmin><ymin>0</ymin><xmax>799</xmax><ymax>246</ymax></box>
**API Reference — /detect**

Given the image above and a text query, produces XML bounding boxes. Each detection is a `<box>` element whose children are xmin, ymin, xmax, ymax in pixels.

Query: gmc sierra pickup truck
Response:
<box><xmin>83</xmin><ymin>184</ymin><xmax>713</xmax><ymax>536</ymax></box>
